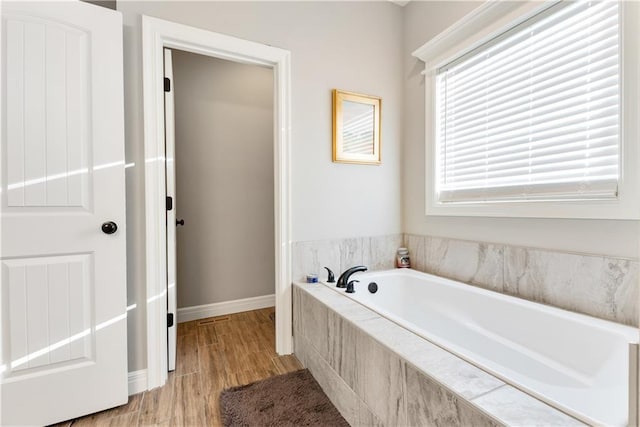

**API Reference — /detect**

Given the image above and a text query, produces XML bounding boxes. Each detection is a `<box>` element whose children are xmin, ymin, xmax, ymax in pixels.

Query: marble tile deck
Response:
<box><xmin>294</xmin><ymin>282</ymin><xmax>586</xmax><ymax>427</ymax></box>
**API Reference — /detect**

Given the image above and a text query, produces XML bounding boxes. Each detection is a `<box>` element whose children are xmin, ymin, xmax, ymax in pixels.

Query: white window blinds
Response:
<box><xmin>435</xmin><ymin>1</ymin><xmax>620</xmax><ymax>203</ymax></box>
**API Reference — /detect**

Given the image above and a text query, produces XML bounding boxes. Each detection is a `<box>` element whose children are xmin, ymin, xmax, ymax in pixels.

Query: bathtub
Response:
<box><xmin>320</xmin><ymin>268</ymin><xmax>638</xmax><ymax>426</ymax></box>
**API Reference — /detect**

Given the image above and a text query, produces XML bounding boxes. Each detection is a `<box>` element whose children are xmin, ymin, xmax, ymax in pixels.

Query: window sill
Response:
<box><xmin>426</xmin><ymin>196</ymin><xmax>640</xmax><ymax>220</ymax></box>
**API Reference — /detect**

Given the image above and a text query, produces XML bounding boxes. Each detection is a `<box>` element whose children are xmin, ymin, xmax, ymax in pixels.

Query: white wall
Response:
<box><xmin>402</xmin><ymin>1</ymin><xmax>640</xmax><ymax>259</ymax></box>
<box><xmin>172</xmin><ymin>51</ymin><xmax>274</xmax><ymax>308</ymax></box>
<box><xmin>119</xmin><ymin>1</ymin><xmax>404</xmax><ymax>371</ymax></box>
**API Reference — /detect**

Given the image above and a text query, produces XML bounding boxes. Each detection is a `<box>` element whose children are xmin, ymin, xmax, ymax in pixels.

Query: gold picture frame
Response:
<box><xmin>332</xmin><ymin>89</ymin><xmax>381</xmax><ymax>165</ymax></box>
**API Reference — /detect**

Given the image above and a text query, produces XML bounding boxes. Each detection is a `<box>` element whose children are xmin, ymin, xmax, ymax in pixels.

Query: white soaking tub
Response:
<box><xmin>321</xmin><ymin>268</ymin><xmax>638</xmax><ymax>426</ymax></box>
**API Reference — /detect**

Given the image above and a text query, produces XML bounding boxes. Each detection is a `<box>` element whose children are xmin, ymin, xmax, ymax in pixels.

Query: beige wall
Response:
<box><xmin>118</xmin><ymin>0</ymin><xmax>638</xmax><ymax>374</ymax></box>
<box><xmin>118</xmin><ymin>1</ymin><xmax>404</xmax><ymax>371</ymax></box>
<box><xmin>402</xmin><ymin>1</ymin><xmax>640</xmax><ymax>259</ymax></box>
<box><xmin>172</xmin><ymin>51</ymin><xmax>275</xmax><ymax>308</ymax></box>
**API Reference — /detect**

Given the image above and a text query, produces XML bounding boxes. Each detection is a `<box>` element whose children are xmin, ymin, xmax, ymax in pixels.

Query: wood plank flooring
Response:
<box><xmin>54</xmin><ymin>307</ymin><xmax>302</xmax><ymax>426</ymax></box>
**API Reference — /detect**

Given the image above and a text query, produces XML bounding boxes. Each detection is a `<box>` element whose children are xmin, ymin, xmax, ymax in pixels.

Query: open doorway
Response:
<box><xmin>165</xmin><ymin>49</ymin><xmax>277</xmax><ymax>369</ymax></box>
<box><xmin>142</xmin><ymin>16</ymin><xmax>292</xmax><ymax>390</ymax></box>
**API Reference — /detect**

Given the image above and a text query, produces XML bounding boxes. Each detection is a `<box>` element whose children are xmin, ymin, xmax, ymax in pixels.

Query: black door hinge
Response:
<box><xmin>167</xmin><ymin>313</ymin><xmax>174</xmax><ymax>328</ymax></box>
<box><xmin>166</xmin><ymin>196</ymin><xmax>173</xmax><ymax>211</ymax></box>
<box><xmin>164</xmin><ymin>77</ymin><xmax>171</xmax><ymax>92</ymax></box>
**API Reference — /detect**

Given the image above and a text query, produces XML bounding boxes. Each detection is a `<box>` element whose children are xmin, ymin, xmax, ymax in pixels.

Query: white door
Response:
<box><xmin>1</xmin><ymin>2</ymin><xmax>128</xmax><ymax>425</ymax></box>
<box><xmin>164</xmin><ymin>49</ymin><xmax>178</xmax><ymax>371</ymax></box>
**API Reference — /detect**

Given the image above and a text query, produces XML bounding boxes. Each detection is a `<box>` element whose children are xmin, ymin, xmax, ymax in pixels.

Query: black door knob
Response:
<box><xmin>101</xmin><ymin>221</ymin><xmax>118</xmax><ymax>234</ymax></box>
<box><xmin>176</xmin><ymin>219</ymin><xmax>185</xmax><ymax>226</ymax></box>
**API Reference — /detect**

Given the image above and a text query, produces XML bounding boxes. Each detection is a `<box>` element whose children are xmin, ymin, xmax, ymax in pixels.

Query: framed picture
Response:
<box><xmin>332</xmin><ymin>89</ymin><xmax>381</xmax><ymax>165</ymax></box>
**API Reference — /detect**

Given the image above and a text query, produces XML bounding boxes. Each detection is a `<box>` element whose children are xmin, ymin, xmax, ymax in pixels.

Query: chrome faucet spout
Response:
<box><xmin>336</xmin><ymin>265</ymin><xmax>368</xmax><ymax>288</ymax></box>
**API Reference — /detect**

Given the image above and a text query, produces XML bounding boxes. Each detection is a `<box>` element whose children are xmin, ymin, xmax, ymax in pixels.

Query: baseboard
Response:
<box><xmin>177</xmin><ymin>294</ymin><xmax>275</xmax><ymax>323</ymax></box>
<box><xmin>128</xmin><ymin>369</ymin><xmax>148</xmax><ymax>395</ymax></box>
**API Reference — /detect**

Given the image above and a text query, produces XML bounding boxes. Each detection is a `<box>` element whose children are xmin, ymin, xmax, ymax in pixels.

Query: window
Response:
<box><xmin>414</xmin><ymin>1</ymin><xmax>640</xmax><ymax>219</ymax></box>
<box><xmin>437</xmin><ymin>1</ymin><xmax>619</xmax><ymax>203</ymax></box>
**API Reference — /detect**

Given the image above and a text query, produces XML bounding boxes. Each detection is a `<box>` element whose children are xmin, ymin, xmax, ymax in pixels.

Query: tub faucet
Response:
<box><xmin>324</xmin><ymin>266</ymin><xmax>335</xmax><ymax>283</ymax></box>
<box><xmin>336</xmin><ymin>265</ymin><xmax>367</xmax><ymax>288</ymax></box>
<box><xmin>346</xmin><ymin>280</ymin><xmax>359</xmax><ymax>293</ymax></box>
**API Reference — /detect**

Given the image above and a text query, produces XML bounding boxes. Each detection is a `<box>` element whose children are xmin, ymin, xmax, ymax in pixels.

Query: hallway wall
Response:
<box><xmin>172</xmin><ymin>51</ymin><xmax>275</xmax><ymax>308</ymax></box>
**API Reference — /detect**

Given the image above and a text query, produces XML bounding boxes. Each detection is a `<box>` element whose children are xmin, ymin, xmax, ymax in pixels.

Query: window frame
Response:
<box><xmin>413</xmin><ymin>0</ymin><xmax>640</xmax><ymax>219</ymax></box>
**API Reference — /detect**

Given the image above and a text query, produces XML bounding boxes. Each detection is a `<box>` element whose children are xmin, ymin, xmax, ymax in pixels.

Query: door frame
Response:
<box><xmin>141</xmin><ymin>16</ymin><xmax>292</xmax><ymax>390</ymax></box>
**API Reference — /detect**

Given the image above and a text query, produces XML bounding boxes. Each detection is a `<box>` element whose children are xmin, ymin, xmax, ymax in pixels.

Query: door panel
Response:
<box><xmin>6</xmin><ymin>16</ymin><xmax>89</xmax><ymax>209</ymax></box>
<box><xmin>4</xmin><ymin>255</ymin><xmax>92</xmax><ymax>373</ymax></box>
<box><xmin>1</xmin><ymin>2</ymin><xmax>127</xmax><ymax>425</ymax></box>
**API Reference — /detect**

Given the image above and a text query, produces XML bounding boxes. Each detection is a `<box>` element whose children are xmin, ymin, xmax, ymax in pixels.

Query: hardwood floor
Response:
<box><xmin>54</xmin><ymin>307</ymin><xmax>302</xmax><ymax>426</ymax></box>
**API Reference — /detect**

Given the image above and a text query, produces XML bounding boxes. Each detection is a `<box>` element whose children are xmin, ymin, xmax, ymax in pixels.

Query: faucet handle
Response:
<box><xmin>324</xmin><ymin>266</ymin><xmax>335</xmax><ymax>283</ymax></box>
<box><xmin>346</xmin><ymin>280</ymin><xmax>359</xmax><ymax>294</ymax></box>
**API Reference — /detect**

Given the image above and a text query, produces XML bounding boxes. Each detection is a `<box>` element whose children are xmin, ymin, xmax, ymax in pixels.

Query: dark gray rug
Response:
<box><xmin>219</xmin><ymin>369</ymin><xmax>349</xmax><ymax>426</ymax></box>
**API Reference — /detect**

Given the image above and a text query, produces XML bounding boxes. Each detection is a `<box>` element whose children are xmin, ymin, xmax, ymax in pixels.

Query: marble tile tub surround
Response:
<box><xmin>292</xmin><ymin>234</ymin><xmax>403</xmax><ymax>283</ymax></box>
<box><xmin>405</xmin><ymin>234</ymin><xmax>639</xmax><ymax>326</ymax></box>
<box><xmin>293</xmin><ymin>282</ymin><xmax>584</xmax><ymax>426</ymax></box>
